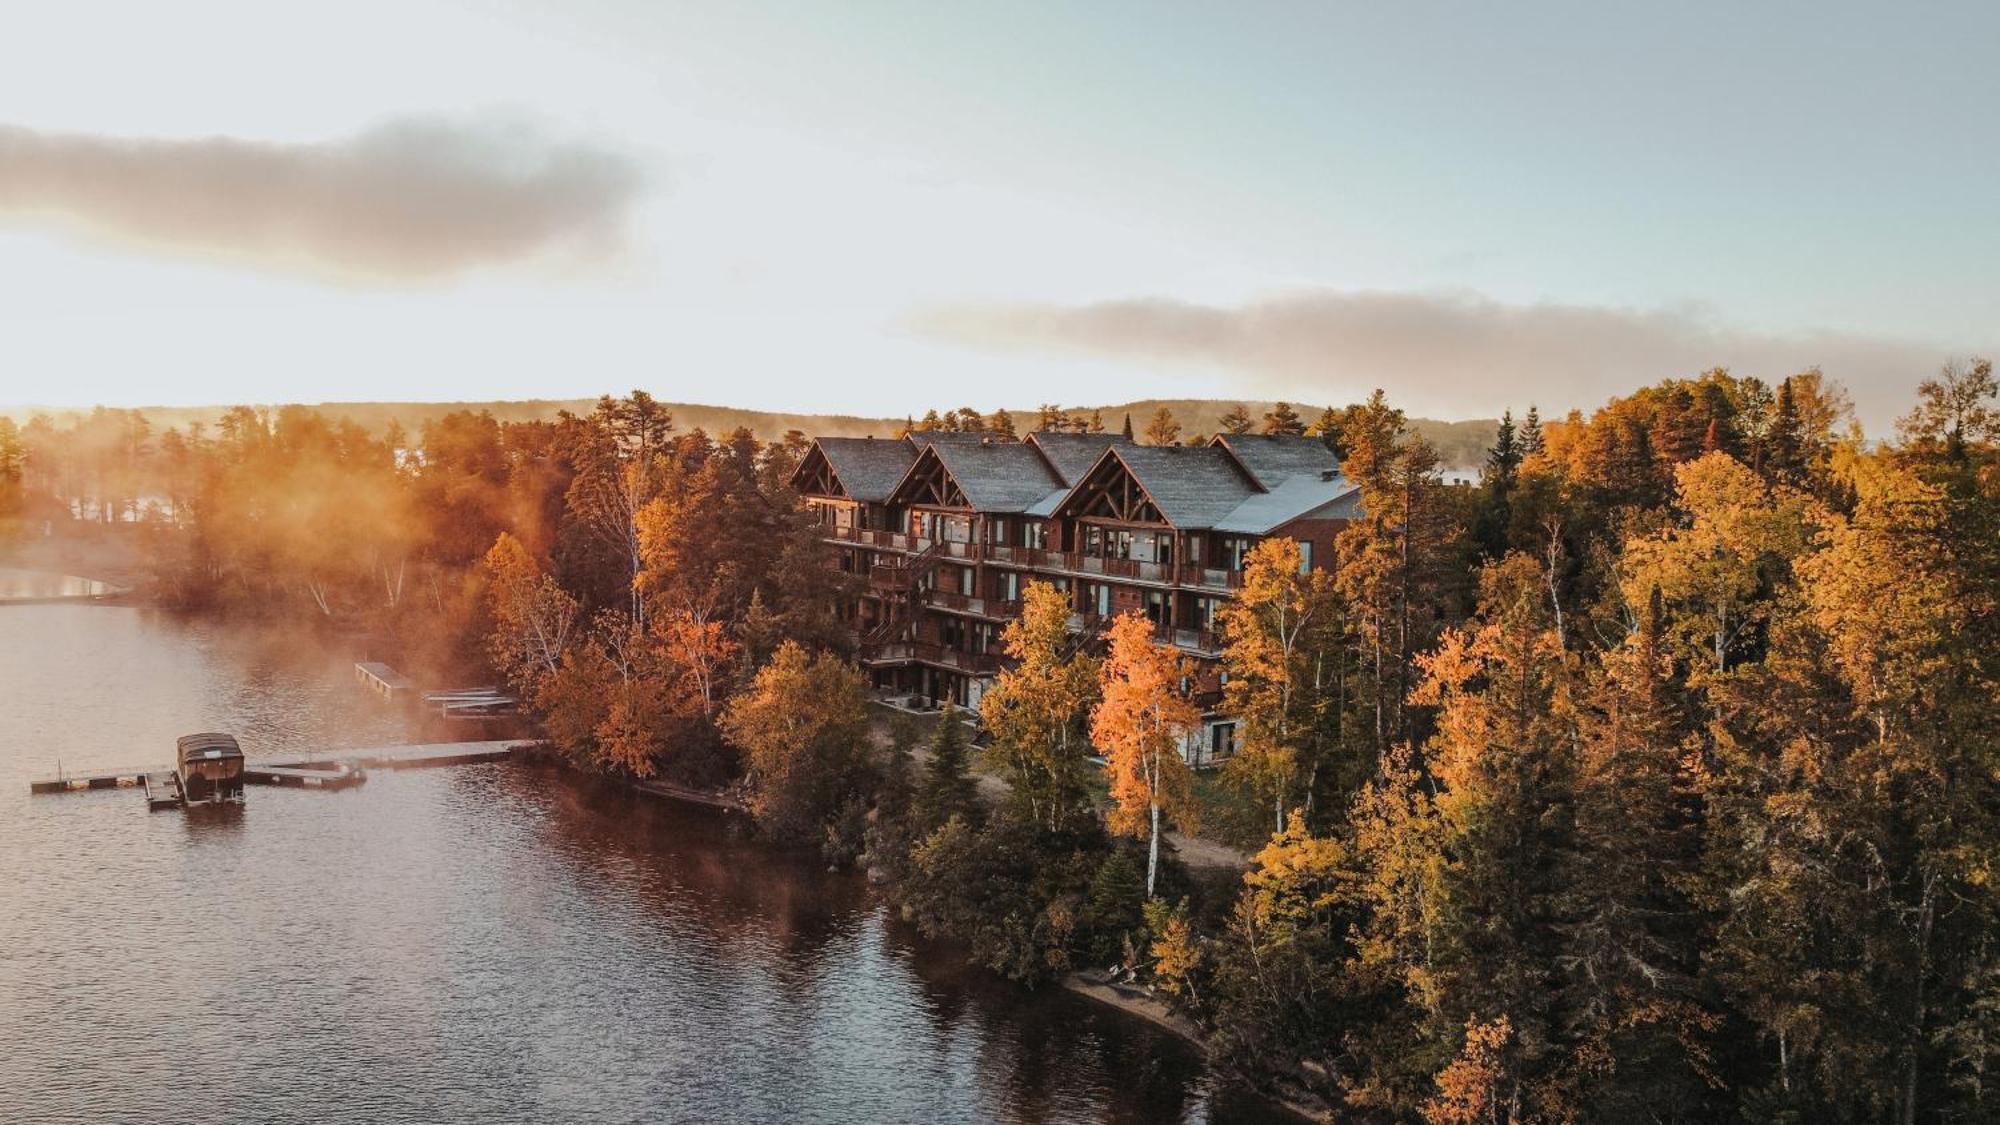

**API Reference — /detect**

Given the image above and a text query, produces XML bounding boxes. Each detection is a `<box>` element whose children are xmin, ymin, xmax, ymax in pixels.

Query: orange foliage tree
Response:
<box><xmin>1090</xmin><ymin>612</ymin><xmax>1201</xmax><ymax>897</ymax></box>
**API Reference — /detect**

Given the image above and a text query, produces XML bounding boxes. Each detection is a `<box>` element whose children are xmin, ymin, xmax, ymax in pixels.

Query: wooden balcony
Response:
<box><xmin>861</xmin><ymin>640</ymin><xmax>1004</xmax><ymax>675</ymax></box>
<box><xmin>923</xmin><ymin>589</ymin><xmax>1022</xmax><ymax>620</ymax></box>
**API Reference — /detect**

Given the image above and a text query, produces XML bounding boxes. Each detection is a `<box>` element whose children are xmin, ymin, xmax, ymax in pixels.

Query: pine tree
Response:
<box><xmin>1120</xmin><ymin>412</ymin><xmax>1135</xmax><ymax>439</ymax></box>
<box><xmin>917</xmin><ymin>702</ymin><xmax>979</xmax><ymax>831</ymax></box>
<box><xmin>1484</xmin><ymin>410</ymin><xmax>1520</xmax><ymax>484</ymax></box>
<box><xmin>1764</xmin><ymin>376</ymin><xmax>1805</xmax><ymax>483</ymax></box>
<box><xmin>1310</xmin><ymin>405</ymin><xmax>1346</xmax><ymax>459</ymax></box>
<box><xmin>990</xmin><ymin>408</ymin><xmax>1018</xmax><ymax>439</ymax></box>
<box><xmin>1404</xmin><ymin>553</ymin><xmax>1576</xmax><ymax>1118</ymax></box>
<box><xmin>1262</xmin><ymin>401</ymin><xmax>1306</xmax><ymax>436</ymax></box>
<box><xmin>1144</xmin><ymin>407</ymin><xmax>1182</xmax><ymax>446</ymax></box>
<box><xmin>1557</xmin><ymin>589</ymin><xmax>1718</xmax><ymax>1118</ymax></box>
<box><xmin>1218</xmin><ymin>403</ymin><xmax>1255</xmax><ymax>435</ymax></box>
<box><xmin>1518</xmin><ymin>405</ymin><xmax>1544</xmax><ymax>457</ymax></box>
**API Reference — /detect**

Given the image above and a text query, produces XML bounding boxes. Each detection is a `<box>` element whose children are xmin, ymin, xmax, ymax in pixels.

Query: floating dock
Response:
<box><xmin>354</xmin><ymin>661</ymin><xmax>416</xmax><ymax>702</ymax></box>
<box><xmin>143</xmin><ymin>772</ymin><xmax>182</xmax><ymax>810</ymax></box>
<box><xmin>243</xmin><ymin>763</ymin><xmax>368</xmax><ymax>790</ymax></box>
<box><xmin>28</xmin><ymin>740</ymin><xmax>529</xmax><ymax>798</ymax></box>
<box><xmin>422</xmin><ymin>688</ymin><xmax>519</xmax><ymax>720</ymax></box>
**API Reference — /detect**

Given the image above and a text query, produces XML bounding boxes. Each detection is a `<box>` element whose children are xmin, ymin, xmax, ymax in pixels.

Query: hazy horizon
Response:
<box><xmin>7</xmin><ymin>3</ymin><xmax>1997</xmax><ymax>433</ymax></box>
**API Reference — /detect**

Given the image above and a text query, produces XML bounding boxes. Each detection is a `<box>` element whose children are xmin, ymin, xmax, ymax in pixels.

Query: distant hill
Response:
<box><xmin>3</xmin><ymin>397</ymin><xmax>1499</xmax><ymax>468</ymax></box>
<box><xmin>1077</xmin><ymin>400</ymin><xmax>1497</xmax><ymax>470</ymax></box>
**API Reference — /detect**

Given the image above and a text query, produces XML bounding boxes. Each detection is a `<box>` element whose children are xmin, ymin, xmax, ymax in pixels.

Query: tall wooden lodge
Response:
<box><xmin>793</xmin><ymin>428</ymin><xmax>1361</xmax><ymax>765</ymax></box>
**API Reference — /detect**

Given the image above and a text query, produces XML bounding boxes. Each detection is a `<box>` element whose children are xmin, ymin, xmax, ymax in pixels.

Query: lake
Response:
<box><xmin>0</xmin><ymin>596</ymin><xmax>1282</xmax><ymax>1124</ymax></box>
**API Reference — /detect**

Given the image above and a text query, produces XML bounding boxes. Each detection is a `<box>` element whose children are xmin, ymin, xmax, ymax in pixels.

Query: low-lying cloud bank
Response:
<box><xmin>909</xmin><ymin>290</ymin><xmax>1972</xmax><ymax>432</ymax></box>
<box><xmin>0</xmin><ymin>118</ymin><xmax>641</xmax><ymax>282</ymax></box>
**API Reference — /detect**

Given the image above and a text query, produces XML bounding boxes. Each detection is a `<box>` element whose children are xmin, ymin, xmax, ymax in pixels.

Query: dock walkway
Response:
<box><xmin>29</xmin><ymin>740</ymin><xmax>530</xmax><ymax>796</ymax></box>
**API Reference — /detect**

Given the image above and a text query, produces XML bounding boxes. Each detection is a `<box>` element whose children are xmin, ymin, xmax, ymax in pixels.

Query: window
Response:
<box><xmin>1222</xmin><ymin>536</ymin><xmax>1253</xmax><ymax>570</ymax></box>
<box><xmin>1210</xmin><ymin>722</ymin><xmax>1238</xmax><ymax>760</ymax></box>
<box><xmin>959</xmin><ymin>566</ymin><xmax>974</xmax><ymax>596</ymax></box>
<box><xmin>1296</xmin><ymin>539</ymin><xmax>1314</xmax><ymax>573</ymax></box>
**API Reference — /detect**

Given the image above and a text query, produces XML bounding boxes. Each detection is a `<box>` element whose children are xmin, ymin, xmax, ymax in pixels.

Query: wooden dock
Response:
<box><xmin>243</xmin><ymin>763</ymin><xmax>368</xmax><ymax>790</ymax></box>
<box><xmin>143</xmin><ymin>771</ymin><xmax>182</xmax><ymax>810</ymax></box>
<box><xmin>423</xmin><ymin>687</ymin><xmax>519</xmax><ymax>720</ymax></box>
<box><xmin>353</xmin><ymin>661</ymin><xmax>415</xmax><ymax>702</ymax></box>
<box><xmin>28</xmin><ymin>740</ymin><xmax>529</xmax><ymax>797</ymax></box>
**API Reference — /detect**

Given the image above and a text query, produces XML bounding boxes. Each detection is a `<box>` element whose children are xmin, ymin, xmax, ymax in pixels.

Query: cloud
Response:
<box><xmin>908</xmin><ymin>290</ymin><xmax>1974</xmax><ymax>431</ymax></box>
<box><xmin>0</xmin><ymin>118</ymin><xmax>643</xmax><ymax>282</ymax></box>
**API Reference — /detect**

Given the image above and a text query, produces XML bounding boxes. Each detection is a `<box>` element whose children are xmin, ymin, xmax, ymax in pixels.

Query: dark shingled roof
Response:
<box><xmin>813</xmin><ymin>437</ymin><xmax>919</xmax><ymax>502</ymax></box>
<box><xmin>1208</xmin><ymin>433</ymin><xmax>1339</xmax><ymax>489</ymax></box>
<box><xmin>1026</xmin><ymin>431</ymin><xmax>1136</xmax><ymax>485</ymax></box>
<box><xmin>1102</xmin><ymin>445</ymin><xmax>1262</xmax><ymax>528</ymax></box>
<box><xmin>921</xmin><ymin>441</ymin><xmax>1067</xmax><ymax>512</ymax></box>
<box><xmin>905</xmin><ymin>429</ymin><xmax>1001</xmax><ymax>448</ymax></box>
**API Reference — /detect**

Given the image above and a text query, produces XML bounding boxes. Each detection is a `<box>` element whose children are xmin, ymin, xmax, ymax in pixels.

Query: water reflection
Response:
<box><xmin>0</xmin><ymin>603</ymin><xmax>1286</xmax><ymax>1124</ymax></box>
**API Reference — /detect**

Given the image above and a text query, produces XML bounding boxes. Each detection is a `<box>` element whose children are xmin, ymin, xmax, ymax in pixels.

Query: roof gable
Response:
<box><xmin>889</xmin><ymin>440</ymin><xmax>1066</xmax><ymax>512</ymax></box>
<box><xmin>1025</xmin><ymin>431</ymin><xmax>1137</xmax><ymax>486</ymax></box>
<box><xmin>1054</xmin><ymin>444</ymin><xmax>1262</xmax><ymax>529</ymax></box>
<box><xmin>796</xmin><ymin>436</ymin><xmax>918</xmax><ymax>503</ymax></box>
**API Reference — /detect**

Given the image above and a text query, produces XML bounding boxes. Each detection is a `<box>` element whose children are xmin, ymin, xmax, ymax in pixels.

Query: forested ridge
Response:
<box><xmin>2</xmin><ymin>363</ymin><xmax>1995</xmax><ymax>1123</ymax></box>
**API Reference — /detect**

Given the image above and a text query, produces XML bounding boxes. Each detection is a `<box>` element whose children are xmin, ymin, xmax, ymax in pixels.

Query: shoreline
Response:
<box><xmin>1060</xmin><ymin>971</ymin><xmax>1333</xmax><ymax>1123</ymax></box>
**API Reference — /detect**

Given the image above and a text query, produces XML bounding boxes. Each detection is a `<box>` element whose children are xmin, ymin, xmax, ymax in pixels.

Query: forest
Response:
<box><xmin>1</xmin><ymin>363</ymin><xmax>1995</xmax><ymax>1124</ymax></box>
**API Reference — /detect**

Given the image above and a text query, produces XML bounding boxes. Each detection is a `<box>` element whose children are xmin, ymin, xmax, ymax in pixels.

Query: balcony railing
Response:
<box><xmin>862</xmin><ymin>641</ymin><xmax>1004</xmax><ymax>675</ymax></box>
<box><xmin>822</xmin><ymin>526</ymin><xmax>1248</xmax><ymax>592</ymax></box>
<box><xmin>923</xmin><ymin>589</ymin><xmax>1022</xmax><ymax>620</ymax></box>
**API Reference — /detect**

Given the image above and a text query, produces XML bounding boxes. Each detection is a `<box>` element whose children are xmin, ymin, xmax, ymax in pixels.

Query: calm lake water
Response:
<box><xmin>0</xmin><ymin>596</ymin><xmax>1281</xmax><ymax>1124</ymax></box>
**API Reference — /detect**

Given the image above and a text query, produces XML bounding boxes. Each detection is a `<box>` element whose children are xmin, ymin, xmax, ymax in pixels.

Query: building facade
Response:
<box><xmin>792</xmin><ymin>428</ymin><xmax>1362</xmax><ymax>765</ymax></box>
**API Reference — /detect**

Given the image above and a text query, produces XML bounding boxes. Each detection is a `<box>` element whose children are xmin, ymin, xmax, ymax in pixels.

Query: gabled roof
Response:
<box><xmin>1056</xmin><ymin>445</ymin><xmax>1263</xmax><ymax>529</ymax></box>
<box><xmin>1207</xmin><ymin>433</ymin><xmax>1339</xmax><ymax>489</ymax></box>
<box><xmin>888</xmin><ymin>440</ymin><xmax>1066</xmax><ymax>513</ymax></box>
<box><xmin>799</xmin><ymin>436</ymin><xmax>919</xmax><ymax>503</ymax></box>
<box><xmin>1025</xmin><ymin>431</ymin><xmax>1136</xmax><ymax>485</ymax></box>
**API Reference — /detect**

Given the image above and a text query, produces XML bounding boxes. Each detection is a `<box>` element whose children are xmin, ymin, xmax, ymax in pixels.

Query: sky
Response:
<box><xmin>1</xmin><ymin>1</ymin><xmax>1995</xmax><ymax>432</ymax></box>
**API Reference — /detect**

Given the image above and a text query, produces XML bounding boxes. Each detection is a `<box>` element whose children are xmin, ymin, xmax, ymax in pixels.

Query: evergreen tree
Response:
<box><xmin>1262</xmin><ymin>401</ymin><xmax>1306</xmax><ymax>435</ymax></box>
<box><xmin>1557</xmin><ymin>589</ymin><xmax>1718</xmax><ymax>1118</ymax></box>
<box><xmin>1120</xmin><ymin>412</ymin><xmax>1135</xmax><ymax>439</ymax></box>
<box><xmin>916</xmin><ymin>703</ymin><xmax>979</xmax><ymax>831</ymax></box>
<box><xmin>1310</xmin><ymin>405</ymin><xmax>1347</xmax><ymax>459</ymax></box>
<box><xmin>1218</xmin><ymin>403</ymin><xmax>1255</xmax><ymax>435</ymax></box>
<box><xmin>1518</xmin><ymin>405</ymin><xmax>1544</xmax><ymax>457</ymax></box>
<box><xmin>1144</xmin><ymin>407</ymin><xmax>1182</xmax><ymax>446</ymax></box>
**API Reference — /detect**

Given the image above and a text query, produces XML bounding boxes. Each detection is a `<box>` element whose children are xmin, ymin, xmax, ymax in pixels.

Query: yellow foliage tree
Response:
<box><xmin>979</xmin><ymin>580</ymin><xmax>1100</xmax><ymax>830</ymax></box>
